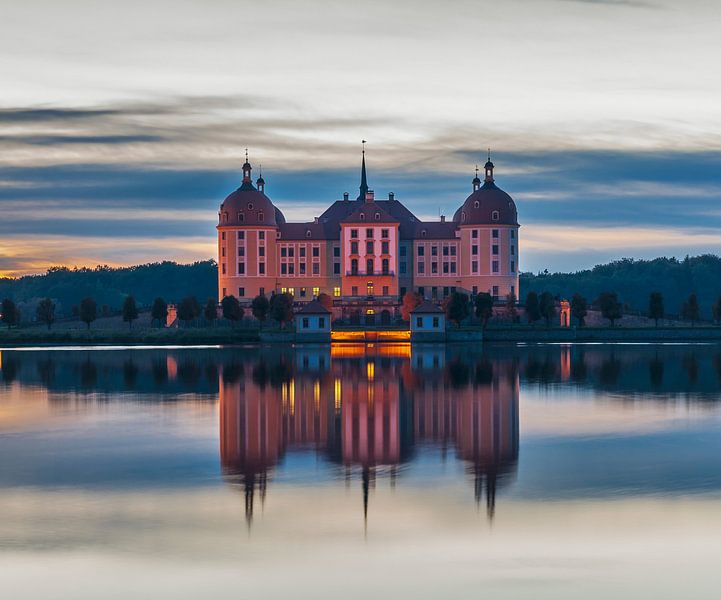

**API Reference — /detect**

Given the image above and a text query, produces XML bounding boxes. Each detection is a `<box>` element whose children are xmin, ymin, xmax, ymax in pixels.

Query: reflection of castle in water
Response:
<box><xmin>219</xmin><ymin>344</ymin><xmax>519</xmax><ymax>526</ymax></box>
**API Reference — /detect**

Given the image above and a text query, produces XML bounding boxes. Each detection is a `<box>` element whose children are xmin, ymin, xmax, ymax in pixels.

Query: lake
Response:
<box><xmin>1</xmin><ymin>343</ymin><xmax>721</xmax><ymax>599</ymax></box>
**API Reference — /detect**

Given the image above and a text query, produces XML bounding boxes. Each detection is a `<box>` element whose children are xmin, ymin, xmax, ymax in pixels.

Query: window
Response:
<box><xmin>237</xmin><ymin>231</ymin><xmax>244</xmax><ymax>240</ymax></box>
<box><xmin>258</xmin><ymin>212</ymin><xmax>264</xmax><ymax>222</ymax></box>
<box><xmin>221</xmin><ymin>232</ymin><xmax>226</xmax><ymax>240</ymax></box>
<box><xmin>238</xmin><ymin>246</ymin><xmax>245</xmax><ymax>257</ymax></box>
<box><xmin>443</xmin><ymin>262</ymin><xmax>449</xmax><ymax>274</ymax></box>
<box><xmin>302</xmin><ymin>317</ymin><xmax>309</xmax><ymax>329</ymax></box>
<box><xmin>238</xmin><ymin>263</ymin><xmax>245</xmax><ymax>275</ymax></box>
<box><xmin>366</xmin><ymin>228</ymin><xmax>373</xmax><ymax>238</ymax></box>
<box><xmin>431</xmin><ymin>262</ymin><xmax>438</xmax><ymax>274</ymax></box>
<box><xmin>417</xmin><ymin>246</ymin><xmax>425</xmax><ymax>256</ymax></box>
<box><xmin>299</xmin><ymin>288</ymin><xmax>306</xmax><ymax>298</ymax></box>
<box><xmin>259</xmin><ymin>231</ymin><xmax>265</xmax><ymax>240</ymax></box>
<box><xmin>366</xmin><ymin>241</ymin><xmax>374</xmax><ymax>254</ymax></box>
<box><xmin>288</xmin><ymin>287</ymin><xmax>295</xmax><ymax>296</ymax></box>
<box><xmin>511</xmin><ymin>245</ymin><xmax>515</xmax><ymax>255</ymax></box>
<box><xmin>259</xmin><ymin>287</ymin><xmax>264</xmax><ymax>296</ymax></box>
<box><xmin>351</xmin><ymin>241</ymin><xmax>358</xmax><ymax>254</ymax></box>
<box><xmin>222</xmin><ymin>287</ymin><xmax>226</xmax><ymax>297</ymax></box>
<box><xmin>511</xmin><ymin>261</ymin><xmax>515</xmax><ymax>272</ymax></box>
<box><xmin>313</xmin><ymin>263</ymin><xmax>319</xmax><ymax>275</ymax></box>
<box><xmin>281</xmin><ymin>264</ymin><xmax>287</xmax><ymax>275</ymax></box>
<box><xmin>472</xmin><ymin>286</ymin><xmax>478</xmax><ymax>295</ymax></box>
<box><xmin>222</xmin><ymin>213</ymin><xmax>228</xmax><ymax>223</ymax></box>
<box><xmin>443</xmin><ymin>287</ymin><xmax>449</xmax><ymax>296</ymax></box>
<box><xmin>366</xmin><ymin>259</ymin><xmax>374</xmax><ymax>274</ymax></box>
<box><xmin>374</xmin><ymin>212</ymin><xmax>380</xmax><ymax>220</ymax></box>
<box><xmin>450</xmin><ymin>262</ymin><xmax>456</xmax><ymax>274</ymax></box>
<box><xmin>300</xmin><ymin>263</ymin><xmax>306</xmax><ymax>275</ymax></box>
<box><xmin>472</xmin><ymin>245</ymin><xmax>478</xmax><ymax>255</ymax></box>
<box><xmin>333</xmin><ymin>263</ymin><xmax>340</xmax><ymax>274</ymax></box>
<box><xmin>381</xmin><ymin>229</ymin><xmax>389</xmax><ymax>238</ymax></box>
<box><xmin>492</xmin><ymin>245</ymin><xmax>499</xmax><ymax>255</ymax></box>
<box><xmin>418</xmin><ymin>286</ymin><xmax>425</xmax><ymax>297</ymax></box>
<box><xmin>367</xmin><ymin>282</ymin><xmax>374</xmax><ymax>296</ymax></box>
<box><xmin>492</xmin><ymin>285</ymin><xmax>499</xmax><ymax>298</ymax></box>
<box><xmin>416</xmin><ymin>317</ymin><xmax>423</xmax><ymax>328</ymax></box>
<box><xmin>492</xmin><ymin>211</ymin><xmax>499</xmax><ymax>221</ymax></box>
<box><xmin>511</xmin><ymin>230</ymin><xmax>515</xmax><ymax>238</ymax></box>
<box><xmin>312</xmin><ymin>247</ymin><xmax>320</xmax><ymax>257</ymax></box>
<box><xmin>474</xmin><ymin>200</ymin><xmax>480</xmax><ymax>208</ymax></box>
<box><xmin>247</xmin><ymin>202</ymin><xmax>254</xmax><ymax>210</ymax></box>
<box><xmin>288</xmin><ymin>247</ymin><xmax>294</xmax><ymax>258</ymax></box>
<box><xmin>334</xmin><ymin>287</ymin><xmax>341</xmax><ymax>297</ymax></box>
<box><xmin>382</xmin><ymin>258</ymin><xmax>389</xmax><ymax>274</ymax></box>
<box><xmin>400</xmin><ymin>261</ymin><xmax>406</xmax><ymax>274</ymax></box>
<box><xmin>352</xmin><ymin>286</ymin><xmax>358</xmax><ymax>296</ymax></box>
<box><xmin>281</xmin><ymin>247</ymin><xmax>287</xmax><ymax>258</ymax></box>
<box><xmin>351</xmin><ymin>229</ymin><xmax>358</xmax><ymax>238</ymax></box>
<box><xmin>432</xmin><ymin>317</ymin><xmax>439</xmax><ymax>328</ymax></box>
<box><xmin>381</xmin><ymin>241</ymin><xmax>389</xmax><ymax>254</ymax></box>
<box><xmin>259</xmin><ymin>262</ymin><xmax>265</xmax><ymax>274</ymax></box>
<box><xmin>492</xmin><ymin>260</ymin><xmax>499</xmax><ymax>273</ymax></box>
<box><xmin>418</xmin><ymin>262</ymin><xmax>425</xmax><ymax>274</ymax></box>
<box><xmin>288</xmin><ymin>264</ymin><xmax>295</xmax><ymax>275</ymax></box>
<box><xmin>313</xmin><ymin>287</ymin><xmax>319</xmax><ymax>297</ymax></box>
<box><xmin>360</xmin><ymin>213</ymin><xmax>365</xmax><ymax>221</ymax></box>
<box><xmin>333</xmin><ymin>246</ymin><xmax>340</xmax><ymax>257</ymax></box>
<box><xmin>443</xmin><ymin>246</ymin><xmax>449</xmax><ymax>256</ymax></box>
<box><xmin>450</xmin><ymin>246</ymin><xmax>457</xmax><ymax>256</ymax></box>
<box><xmin>259</xmin><ymin>246</ymin><xmax>265</xmax><ymax>257</ymax></box>
<box><xmin>351</xmin><ymin>259</ymin><xmax>358</xmax><ymax>274</ymax></box>
<box><xmin>472</xmin><ymin>230</ymin><xmax>478</xmax><ymax>239</ymax></box>
<box><xmin>400</xmin><ymin>287</ymin><xmax>406</xmax><ymax>298</ymax></box>
<box><xmin>382</xmin><ymin>286</ymin><xmax>389</xmax><ymax>296</ymax></box>
<box><xmin>239</xmin><ymin>287</ymin><xmax>245</xmax><ymax>297</ymax></box>
<box><xmin>281</xmin><ymin>287</ymin><xmax>287</xmax><ymax>294</ymax></box>
<box><xmin>319</xmin><ymin>317</ymin><xmax>325</xmax><ymax>329</ymax></box>
<box><xmin>221</xmin><ymin>247</ymin><xmax>225</xmax><ymax>257</ymax></box>
<box><xmin>305</xmin><ymin>230</ymin><xmax>311</xmax><ymax>238</ymax></box>
<box><xmin>472</xmin><ymin>260</ymin><xmax>478</xmax><ymax>273</ymax></box>
<box><xmin>222</xmin><ymin>263</ymin><xmax>226</xmax><ymax>274</ymax></box>
<box><xmin>492</xmin><ymin>229</ymin><xmax>499</xmax><ymax>238</ymax></box>
<box><xmin>431</xmin><ymin>246</ymin><xmax>438</xmax><ymax>256</ymax></box>
<box><xmin>400</xmin><ymin>246</ymin><xmax>407</xmax><ymax>257</ymax></box>
<box><xmin>300</xmin><ymin>246</ymin><xmax>306</xmax><ymax>257</ymax></box>
<box><xmin>238</xmin><ymin>213</ymin><xmax>244</xmax><ymax>223</ymax></box>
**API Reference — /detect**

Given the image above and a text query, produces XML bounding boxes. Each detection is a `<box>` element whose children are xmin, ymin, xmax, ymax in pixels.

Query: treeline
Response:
<box><xmin>521</xmin><ymin>255</ymin><xmax>721</xmax><ymax>318</ymax></box>
<box><xmin>0</xmin><ymin>261</ymin><xmax>217</xmax><ymax>317</ymax></box>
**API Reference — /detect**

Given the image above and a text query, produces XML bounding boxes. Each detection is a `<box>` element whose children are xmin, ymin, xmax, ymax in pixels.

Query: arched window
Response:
<box><xmin>238</xmin><ymin>212</ymin><xmax>244</xmax><ymax>222</ymax></box>
<box><xmin>222</xmin><ymin>212</ymin><xmax>228</xmax><ymax>223</ymax></box>
<box><xmin>258</xmin><ymin>211</ymin><xmax>264</xmax><ymax>222</ymax></box>
<box><xmin>382</xmin><ymin>258</ymin><xmax>389</xmax><ymax>275</ymax></box>
<box><xmin>421</xmin><ymin>229</ymin><xmax>427</xmax><ymax>237</ymax></box>
<box><xmin>351</xmin><ymin>258</ymin><xmax>358</xmax><ymax>275</ymax></box>
<box><xmin>461</xmin><ymin>212</ymin><xmax>466</xmax><ymax>222</ymax></box>
<box><xmin>492</xmin><ymin>210</ymin><xmax>499</xmax><ymax>221</ymax></box>
<box><xmin>306</xmin><ymin>230</ymin><xmax>312</xmax><ymax>238</ymax></box>
<box><xmin>474</xmin><ymin>200</ymin><xmax>480</xmax><ymax>209</ymax></box>
<box><xmin>375</xmin><ymin>212</ymin><xmax>380</xmax><ymax>220</ymax></box>
<box><xmin>366</xmin><ymin>259</ymin><xmax>374</xmax><ymax>274</ymax></box>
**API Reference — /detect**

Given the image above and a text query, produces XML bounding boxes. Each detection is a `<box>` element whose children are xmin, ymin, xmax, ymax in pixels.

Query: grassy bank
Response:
<box><xmin>0</xmin><ymin>327</ymin><xmax>260</xmax><ymax>346</ymax></box>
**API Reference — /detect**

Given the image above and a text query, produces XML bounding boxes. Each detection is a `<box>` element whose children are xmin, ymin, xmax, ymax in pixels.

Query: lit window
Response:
<box><xmin>334</xmin><ymin>287</ymin><xmax>341</xmax><ymax>297</ymax></box>
<box><xmin>313</xmin><ymin>287</ymin><xmax>319</xmax><ymax>297</ymax></box>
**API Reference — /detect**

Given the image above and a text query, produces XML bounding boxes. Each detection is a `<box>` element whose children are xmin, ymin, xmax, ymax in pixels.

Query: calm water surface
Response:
<box><xmin>1</xmin><ymin>343</ymin><xmax>721</xmax><ymax>599</ymax></box>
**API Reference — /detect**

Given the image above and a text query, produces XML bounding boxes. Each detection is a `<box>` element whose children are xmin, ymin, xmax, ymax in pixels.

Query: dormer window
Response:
<box><xmin>237</xmin><ymin>212</ymin><xmax>244</xmax><ymax>222</ymax></box>
<box><xmin>374</xmin><ymin>212</ymin><xmax>380</xmax><ymax>220</ymax></box>
<box><xmin>461</xmin><ymin>211</ymin><xmax>466</xmax><ymax>222</ymax></box>
<box><xmin>247</xmin><ymin>202</ymin><xmax>254</xmax><ymax>210</ymax></box>
<box><xmin>258</xmin><ymin>211</ymin><xmax>264</xmax><ymax>222</ymax></box>
<box><xmin>421</xmin><ymin>229</ymin><xmax>427</xmax><ymax>237</ymax></box>
<box><xmin>474</xmin><ymin>200</ymin><xmax>480</xmax><ymax>209</ymax></box>
<box><xmin>222</xmin><ymin>212</ymin><xmax>228</xmax><ymax>223</ymax></box>
<box><xmin>492</xmin><ymin>210</ymin><xmax>499</xmax><ymax>221</ymax></box>
<box><xmin>306</xmin><ymin>230</ymin><xmax>312</xmax><ymax>238</ymax></box>
<box><xmin>360</xmin><ymin>213</ymin><xmax>365</xmax><ymax>221</ymax></box>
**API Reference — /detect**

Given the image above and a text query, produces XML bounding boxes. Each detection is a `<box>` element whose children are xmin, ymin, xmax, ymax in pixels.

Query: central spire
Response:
<box><xmin>357</xmin><ymin>140</ymin><xmax>369</xmax><ymax>201</ymax></box>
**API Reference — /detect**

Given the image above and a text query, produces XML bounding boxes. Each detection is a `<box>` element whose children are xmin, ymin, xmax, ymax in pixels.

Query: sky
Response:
<box><xmin>1</xmin><ymin>0</ymin><xmax>721</xmax><ymax>277</ymax></box>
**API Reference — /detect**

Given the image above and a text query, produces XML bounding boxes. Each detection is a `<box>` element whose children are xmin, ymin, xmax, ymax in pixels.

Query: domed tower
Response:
<box><xmin>217</xmin><ymin>153</ymin><xmax>285</xmax><ymax>302</ymax></box>
<box><xmin>453</xmin><ymin>152</ymin><xmax>520</xmax><ymax>303</ymax></box>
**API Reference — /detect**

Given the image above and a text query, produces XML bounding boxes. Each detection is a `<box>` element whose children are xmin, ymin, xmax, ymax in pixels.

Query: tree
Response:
<box><xmin>504</xmin><ymin>291</ymin><xmax>517</xmax><ymax>322</ymax></box>
<box><xmin>539</xmin><ymin>291</ymin><xmax>556</xmax><ymax>327</ymax></box>
<box><xmin>221</xmin><ymin>295</ymin><xmax>243</xmax><ymax>327</ymax></box>
<box><xmin>122</xmin><ymin>295</ymin><xmax>139</xmax><ymax>329</ymax></box>
<box><xmin>445</xmin><ymin>292</ymin><xmax>470</xmax><ymax>327</ymax></box>
<box><xmin>401</xmin><ymin>291</ymin><xmax>422</xmax><ymax>321</ymax></box>
<box><xmin>317</xmin><ymin>292</ymin><xmax>333</xmax><ymax>312</ymax></box>
<box><xmin>269</xmin><ymin>292</ymin><xmax>294</xmax><ymax>328</ymax></box>
<box><xmin>648</xmin><ymin>292</ymin><xmax>664</xmax><ymax>327</ymax></box>
<box><xmin>151</xmin><ymin>297</ymin><xmax>168</xmax><ymax>328</ymax></box>
<box><xmin>177</xmin><ymin>296</ymin><xmax>201</xmax><ymax>326</ymax></box>
<box><xmin>525</xmin><ymin>291</ymin><xmax>541</xmax><ymax>324</ymax></box>
<box><xmin>79</xmin><ymin>297</ymin><xmax>97</xmax><ymax>330</ymax></box>
<box><xmin>474</xmin><ymin>292</ymin><xmax>494</xmax><ymax>328</ymax></box>
<box><xmin>36</xmin><ymin>297</ymin><xmax>55</xmax><ymax>330</ymax></box>
<box><xmin>251</xmin><ymin>294</ymin><xmax>270</xmax><ymax>327</ymax></box>
<box><xmin>1</xmin><ymin>298</ymin><xmax>19</xmax><ymax>329</ymax></box>
<box><xmin>713</xmin><ymin>294</ymin><xmax>721</xmax><ymax>325</ymax></box>
<box><xmin>570</xmin><ymin>293</ymin><xmax>587</xmax><ymax>327</ymax></box>
<box><xmin>681</xmin><ymin>293</ymin><xmax>700</xmax><ymax>326</ymax></box>
<box><xmin>598</xmin><ymin>291</ymin><xmax>622</xmax><ymax>326</ymax></box>
<box><xmin>204</xmin><ymin>298</ymin><xmax>218</xmax><ymax>325</ymax></box>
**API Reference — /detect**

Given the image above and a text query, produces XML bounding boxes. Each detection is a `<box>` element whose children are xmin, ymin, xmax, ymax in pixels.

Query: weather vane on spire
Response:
<box><xmin>245</xmin><ymin>148</ymin><xmax>249</xmax><ymax>163</ymax></box>
<box><xmin>475</xmin><ymin>164</ymin><xmax>479</xmax><ymax>177</ymax></box>
<box><xmin>362</xmin><ymin>140</ymin><xmax>366</xmax><ymax>155</ymax></box>
<box><xmin>488</xmin><ymin>147</ymin><xmax>491</xmax><ymax>162</ymax></box>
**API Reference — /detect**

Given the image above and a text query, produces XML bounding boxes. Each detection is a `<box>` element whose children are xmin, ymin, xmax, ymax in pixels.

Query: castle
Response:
<box><xmin>217</xmin><ymin>150</ymin><xmax>519</xmax><ymax>323</ymax></box>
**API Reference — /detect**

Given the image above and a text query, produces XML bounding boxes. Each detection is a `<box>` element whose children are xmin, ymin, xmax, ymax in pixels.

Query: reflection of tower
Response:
<box><xmin>412</xmin><ymin>348</ymin><xmax>519</xmax><ymax>520</ymax></box>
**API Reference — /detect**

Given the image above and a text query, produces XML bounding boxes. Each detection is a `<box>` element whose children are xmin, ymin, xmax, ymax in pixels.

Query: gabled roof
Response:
<box><xmin>414</xmin><ymin>221</ymin><xmax>458</xmax><ymax>240</ymax></box>
<box><xmin>296</xmin><ymin>299</ymin><xmax>332</xmax><ymax>314</ymax></box>
<box><xmin>411</xmin><ymin>300</ymin><xmax>445</xmax><ymax>314</ymax></box>
<box><xmin>340</xmin><ymin>201</ymin><xmax>400</xmax><ymax>224</ymax></box>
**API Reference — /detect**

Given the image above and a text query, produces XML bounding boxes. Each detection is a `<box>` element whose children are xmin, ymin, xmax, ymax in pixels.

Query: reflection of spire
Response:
<box><xmin>362</xmin><ymin>467</ymin><xmax>370</xmax><ymax>536</ymax></box>
<box><xmin>244</xmin><ymin>474</ymin><xmax>255</xmax><ymax>531</ymax></box>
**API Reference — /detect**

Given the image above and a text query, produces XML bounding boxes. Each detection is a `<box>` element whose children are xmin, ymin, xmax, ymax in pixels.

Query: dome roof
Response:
<box><xmin>219</xmin><ymin>187</ymin><xmax>283</xmax><ymax>227</ymax></box>
<box><xmin>453</xmin><ymin>181</ymin><xmax>518</xmax><ymax>226</ymax></box>
<box><xmin>218</xmin><ymin>159</ymin><xmax>285</xmax><ymax>227</ymax></box>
